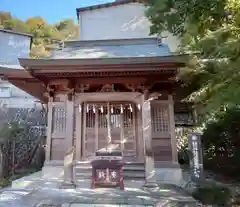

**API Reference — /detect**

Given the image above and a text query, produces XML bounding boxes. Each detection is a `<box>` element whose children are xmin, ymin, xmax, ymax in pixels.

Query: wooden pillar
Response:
<box><xmin>136</xmin><ymin>103</ymin><xmax>144</xmax><ymax>162</ymax></box>
<box><xmin>46</xmin><ymin>100</ymin><xmax>53</xmax><ymax>162</ymax></box>
<box><xmin>82</xmin><ymin>103</ymin><xmax>87</xmax><ymax>159</ymax></box>
<box><xmin>95</xmin><ymin>104</ymin><xmax>99</xmax><ymax>152</ymax></box>
<box><xmin>66</xmin><ymin>97</ymin><xmax>74</xmax><ymax>151</ymax></box>
<box><xmin>142</xmin><ymin>91</ymin><xmax>157</xmax><ymax>187</ymax></box>
<box><xmin>107</xmin><ymin>102</ymin><xmax>111</xmax><ymax>145</ymax></box>
<box><xmin>168</xmin><ymin>94</ymin><xmax>178</xmax><ymax>163</ymax></box>
<box><xmin>62</xmin><ymin>94</ymin><xmax>75</xmax><ymax>188</ymax></box>
<box><xmin>75</xmin><ymin>103</ymin><xmax>82</xmax><ymax>161</ymax></box>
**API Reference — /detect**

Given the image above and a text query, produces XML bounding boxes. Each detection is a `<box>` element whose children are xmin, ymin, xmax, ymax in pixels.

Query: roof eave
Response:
<box><xmin>19</xmin><ymin>55</ymin><xmax>190</xmax><ymax>69</ymax></box>
<box><xmin>0</xmin><ymin>66</ymin><xmax>47</xmax><ymax>103</ymax></box>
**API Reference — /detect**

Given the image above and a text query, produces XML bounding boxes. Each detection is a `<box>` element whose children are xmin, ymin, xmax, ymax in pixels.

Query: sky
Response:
<box><xmin>0</xmin><ymin>0</ymin><xmax>114</xmax><ymax>24</ymax></box>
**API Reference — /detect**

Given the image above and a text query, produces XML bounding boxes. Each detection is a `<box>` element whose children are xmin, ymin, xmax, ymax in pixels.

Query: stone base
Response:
<box><xmin>60</xmin><ymin>181</ymin><xmax>76</xmax><ymax>189</ymax></box>
<box><xmin>155</xmin><ymin>166</ymin><xmax>183</xmax><ymax>186</ymax></box>
<box><xmin>144</xmin><ymin>181</ymin><xmax>159</xmax><ymax>189</ymax></box>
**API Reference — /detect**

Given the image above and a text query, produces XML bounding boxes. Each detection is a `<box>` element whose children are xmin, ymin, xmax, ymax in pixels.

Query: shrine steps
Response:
<box><xmin>74</xmin><ymin>161</ymin><xmax>145</xmax><ymax>182</ymax></box>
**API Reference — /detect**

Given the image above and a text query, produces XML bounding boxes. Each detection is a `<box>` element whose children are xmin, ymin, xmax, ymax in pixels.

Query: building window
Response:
<box><xmin>0</xmin><ymin>87</ymin><xmax>9</xmax><ymax>92</ymax></box>
<box><xmin>0</xmin><ymin>87</ymin><xmax>11</xmax><ymax>97</ymax></box>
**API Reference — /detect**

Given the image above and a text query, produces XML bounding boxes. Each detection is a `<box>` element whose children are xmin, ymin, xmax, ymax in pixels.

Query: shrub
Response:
<box><xmin>202</xmin><ymin>107</ymin><xmax>240</xmax><ymax>180</ymax></box>
<box><xmin>9</xmin><ymin>174</ymin><xmax>22</xmax><ymax>182</ymax></box>
<box><xmin>192</xmin><ymin>185</ymin><xmax>231</xmax><ymax>206</ymax></box>
<box><xmin>0</xmin><ymin>178</ymin><xmax>11</xmax><ymax>188</ymax></box>
<box><xmin>178</xmin><ymin>148</ymin><xmax>193</xmax><ymax>165</ymax></box>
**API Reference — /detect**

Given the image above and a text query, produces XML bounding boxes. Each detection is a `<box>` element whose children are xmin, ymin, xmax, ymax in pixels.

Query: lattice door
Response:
<box><xmin>151</xmin><ymin>102</ymin><xmax>170</xmax><ymax>138</ymax></box>
<box><xmin>83</xmin><ymin>103</ymin><xmax>96</xmax><ymax>158</ymax></box>
<box><xmin>83</xmin><ymin>102</ymin><xmax>137</xmax><ymax>160</ymax></box>
<box><xmin>97</xmin><ymin>103</ymin><xmax>108</xmax><ymax>152</ymax></box>
<box><xmin>121</xmin><ymin>103</ymin><xmax>136</xmax><ymax>160</ymax></box>
<box><xmin>52</xmin><ymin>103</ymin><xmax>67</xmax><ymax>137</ymax></box>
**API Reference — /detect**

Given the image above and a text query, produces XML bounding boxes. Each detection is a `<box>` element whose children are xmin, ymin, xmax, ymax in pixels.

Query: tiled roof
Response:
<box><xmin>50</xmin><ymin>38</ymin><xmax>171</xmax><ymax>59</ymax></box>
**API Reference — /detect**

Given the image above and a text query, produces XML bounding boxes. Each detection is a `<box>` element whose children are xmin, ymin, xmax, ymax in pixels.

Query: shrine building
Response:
<box><xmin>0</xmin><ymin>0</ymin><xmax>193</xmax><ymax>186</ymax></box>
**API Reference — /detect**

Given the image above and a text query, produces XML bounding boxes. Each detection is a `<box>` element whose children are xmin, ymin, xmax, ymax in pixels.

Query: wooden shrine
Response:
<box><xmin>0</xmin><ymin>37</ymin><xmax>193</xmax><ymax>186</ymax></box>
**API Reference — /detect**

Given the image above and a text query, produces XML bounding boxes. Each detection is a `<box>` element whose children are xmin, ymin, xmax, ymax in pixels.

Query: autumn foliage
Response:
<box><xmin>0</xmin><ymin>11</ymin><xmax>79</xmax><ymax>58</ymax></box>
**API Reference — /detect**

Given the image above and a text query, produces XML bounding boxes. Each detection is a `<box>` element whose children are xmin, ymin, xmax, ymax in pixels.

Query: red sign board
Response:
<box><xmin>96</xmin><ymin>168</ymin><xmax>120</xmax><ymax>183</ymax></box>
<box><xmin>91</xmin><ymin>159</ymin><xmax>124</xmax><ymax>190</ymax></box>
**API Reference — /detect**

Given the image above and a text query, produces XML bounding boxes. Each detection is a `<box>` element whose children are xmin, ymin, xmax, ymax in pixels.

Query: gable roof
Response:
<box><xmin>76</xmin><ymin>0</ymin><xmax>136</xmax><ymax>19</ymax></box>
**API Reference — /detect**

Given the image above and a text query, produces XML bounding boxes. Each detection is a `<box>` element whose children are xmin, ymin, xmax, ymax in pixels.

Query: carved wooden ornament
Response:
<box><xmin>100</xmin><ymin>84</ymin><xmax>115</xmax><ymax>92</ymax></box>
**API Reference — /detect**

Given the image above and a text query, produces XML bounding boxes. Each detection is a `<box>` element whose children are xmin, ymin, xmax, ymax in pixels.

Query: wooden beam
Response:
<box><xmin>36</xmin><ymin>74</ymin><xmax>175</xmax><ymax>85</ymax></box>
<box><xmin>28</xmin><ymin>62</ymin><xmax>183</xmax><ymax>72</ymax></box>
<box><xmin>76</xmin><ymin>77</ymin><xmax>147</xmax><ymax>84</ymax></box>
<box><xmin>35</xmin><ymin>71</ymin><xmax>176</xmax><ymax>79</ymax></box>
<box><xmin>6</xmin><ymin>78</ymin><xmax>41</xmax><ymax>82</ymax></box>
<box><xmin>8</xmin><ymin>79</ymin><xmax>47</xmax><ymax>102</ymax></box>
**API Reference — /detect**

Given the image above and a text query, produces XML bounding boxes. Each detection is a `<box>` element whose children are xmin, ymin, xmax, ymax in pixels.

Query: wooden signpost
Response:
<box><xmin>188</xmin><ymin>132</ymin><xmax>204</xmax><ymax>182</ymax></box>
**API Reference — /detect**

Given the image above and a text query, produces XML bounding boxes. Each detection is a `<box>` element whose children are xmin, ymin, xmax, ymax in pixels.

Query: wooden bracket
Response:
<box><xmin>46</xmin><ymin>79</ymin><xmax>76</xmax><ymax>101</ymax></box>
<box><xmin>78</xmin><ymin>84</ymin><xmax>90</xmax><ymax>93</ymax></box>
<box><xmin>44</xmin><ymin>84</ymin><xmax>56</xmax><ymax>100</ymax></box>
<box><xmin>100</xmin><ymin>84</ymin><xmax>115</xmax><ymax>92</ymax></box>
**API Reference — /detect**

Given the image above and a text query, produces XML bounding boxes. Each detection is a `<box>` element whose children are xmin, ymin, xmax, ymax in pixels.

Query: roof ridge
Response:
<box><xmin>76</xmin><ymin>0</ymin><xmax>136</xmax><ymax>19</ymax></box>
<box><xmin>0</xmin><ymin>29</ymin><xmax>33</xmax><ymax>38</ymax></box>
<box><xmin>63</xmin><ymin>37</ymin><xmax>161</xmax><ymax>48</ymax></box>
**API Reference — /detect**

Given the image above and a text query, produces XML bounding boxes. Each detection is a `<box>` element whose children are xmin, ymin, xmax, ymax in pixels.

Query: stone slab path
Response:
<box><xmin>61</xmin><ymin>205</ymin><xmax>152</xmax><ymax>207</ymax></box>
<box><xmin>0</xmin><ymin>172</ymin><xmax>197</xmax><ymax>207</ymax></box>
<box><xmin>0</xmin><ymin>186</ymin><xmax>196</xmax><ymax>207</ymax></box>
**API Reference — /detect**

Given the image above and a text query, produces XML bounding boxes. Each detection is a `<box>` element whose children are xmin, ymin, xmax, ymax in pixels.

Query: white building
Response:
<box><xmin>77</xmin><ymin>0</ymin><xmax>180</xmax><ymax>52</ymax></box>
<box><xmin>0</xmin><ymin>29</ymin><xmax>38</xmax><ymax>108</ymax></box>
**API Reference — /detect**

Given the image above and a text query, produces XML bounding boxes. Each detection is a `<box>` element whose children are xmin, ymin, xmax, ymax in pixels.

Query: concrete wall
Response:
<box><xmin>78</xmin><ymin>2</ymin><xmax>180</xmax><ymax>52</ymax></box>
<box><xmin>0</xmin><ymin>31</ymin><xmax>31</xmax><ymax>65</ymax></box>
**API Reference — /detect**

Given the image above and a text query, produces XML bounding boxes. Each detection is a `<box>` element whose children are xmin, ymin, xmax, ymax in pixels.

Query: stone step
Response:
<box><xmin>74</xmin><ymin>165</ymin><xmax>145</xmax><ymax>171</ymax></box>
<box><xmin>75</xmin><ymin>161</ymin><xmax>145</xmax><ymax>165</ymax></box>
<box><xmin>74</xmin><ymin>162</ymin><xmax>145</xmax><ymax>170</ymax></box>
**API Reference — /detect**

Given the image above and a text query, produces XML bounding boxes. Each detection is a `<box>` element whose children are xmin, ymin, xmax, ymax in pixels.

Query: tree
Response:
<box><xmin>201</xmin><ymin>107</ymin><xmax>240</xmax><ymax>179</ymax></box>
<box><xmin>26</xmin><ymin>17</ymin><xmax>46</xmax><ymax>29</ymax></box>
<box><xmin>143</xmin><ymin>0</ymin><xmax>240</xmax><ymax>117</ymax></box>
<box><xmin>3</xmin><ymin>19</ymin><xmax>30</xmax><ymax>33</ymax></box>
<box><xmin>55</xmin><ymin>19</ymin><xmax>79</xmax><ymax>40</ymax></box>
<box><xmin>143</xmin><ymin>0</ymin><xmax>227</xmax><ymax>37</ymax></box>
<box><xmin>0</xmin><ymin>12</ymin><xmax>12</xmax><ymax>25</ymax></box>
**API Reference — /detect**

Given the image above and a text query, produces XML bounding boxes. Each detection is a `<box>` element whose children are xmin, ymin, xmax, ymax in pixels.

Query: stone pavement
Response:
<box><xmin>0</xmin><ymin>171</ymin><xmax>197</xmax><ymax>207</ymax></box>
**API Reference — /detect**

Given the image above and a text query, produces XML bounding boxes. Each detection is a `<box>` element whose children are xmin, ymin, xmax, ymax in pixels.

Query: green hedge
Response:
<box><xmin>0</xmin><ymin>179</ymin><xmax>11</xmax><ymax>188</ymax></box>
<box><xmin>192</xmin><ymin>185</ymin><xmax>231</xmax><ymax>206</ymax></box>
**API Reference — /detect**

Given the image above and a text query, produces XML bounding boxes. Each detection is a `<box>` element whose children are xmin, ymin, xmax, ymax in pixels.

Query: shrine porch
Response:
<box><xmin>43</xmin><ymin>92</ymin><xmax>183</xmax><ymax>186</ymax></box>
